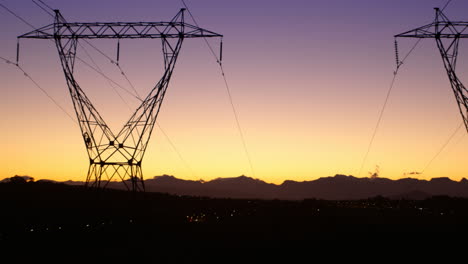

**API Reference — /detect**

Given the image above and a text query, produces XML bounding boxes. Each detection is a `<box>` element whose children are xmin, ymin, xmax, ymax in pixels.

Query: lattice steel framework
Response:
<box><xmin>18</xmin><ymin>8</ymin><xmax>222</xmax><ymax>191</ymax></box>
<box><xmin>395</xmin><ymin>8</ymin><xmax>468</xmax><ymax>133</ymax></box>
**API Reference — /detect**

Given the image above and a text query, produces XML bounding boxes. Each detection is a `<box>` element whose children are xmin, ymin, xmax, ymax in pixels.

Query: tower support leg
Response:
<box><xmin>85</xmin><ymin>163</ymin><xmax>145</xmax><ymax>192</ymax></box>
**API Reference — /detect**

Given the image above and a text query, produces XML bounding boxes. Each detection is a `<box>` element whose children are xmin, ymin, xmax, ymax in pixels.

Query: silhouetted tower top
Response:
<box><xmin>17</xmin><ymin>8</ymin><xmax>223</xmax><ymax>192</ymax></box>
<box><xmin>19</xmin><ymin>9</ymin><xmax>222</xmax><ymax>40</ymax></box>
<box><xmin>395</xmin><ymin>7</ymin><xmax>468</xmax><ymax>133</ymax></box>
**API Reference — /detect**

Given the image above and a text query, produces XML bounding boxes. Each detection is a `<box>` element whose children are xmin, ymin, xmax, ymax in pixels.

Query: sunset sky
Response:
<box><xmin>1</xmin><ymin>0</ymin><xmax>467</xmax><ymax>184</ymax></box>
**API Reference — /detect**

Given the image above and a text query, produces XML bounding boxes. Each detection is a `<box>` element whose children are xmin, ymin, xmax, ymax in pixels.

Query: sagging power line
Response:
<box><xmin>357</xmin><ymin>0</ymin><xmax>463</xmax><ymax>178</ymax></box>
<box><xmin>4</xmin><ymin>1</ymin><xmax>198</xmax><ymax>181</ymax></box>
<box><xmin>181</xmin><ymin>0</ymin><xmax>256</xmax><ymax>178</ymax></box>
<box><xmin>16</xmin><ymin>6</ymin><xmax>223</xmax><ymax>192</ymax></box>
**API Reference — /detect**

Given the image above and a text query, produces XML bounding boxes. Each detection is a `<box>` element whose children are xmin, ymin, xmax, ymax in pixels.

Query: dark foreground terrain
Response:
<box><xmin>1</xmin><ymin>180</ymin><xmax>468</xmax><ymax>261</ymax></box>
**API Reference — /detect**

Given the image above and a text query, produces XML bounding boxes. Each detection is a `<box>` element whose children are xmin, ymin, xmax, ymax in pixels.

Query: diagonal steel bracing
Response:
<box><xmin>18</xmin><ymin>8</ymin><xmax>222</xmax><ymax>192</ymax></box>
<box><xmin>395</xmin><ymin>8</ymin><xmax>468</xmax><ymax>133</ymax></box>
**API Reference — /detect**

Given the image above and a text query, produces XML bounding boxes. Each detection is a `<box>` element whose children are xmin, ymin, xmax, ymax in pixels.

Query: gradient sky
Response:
<box><xmin>1</xmin><ymin>0</ymin><xmax>467</xmax><ymax>184</ymax></box>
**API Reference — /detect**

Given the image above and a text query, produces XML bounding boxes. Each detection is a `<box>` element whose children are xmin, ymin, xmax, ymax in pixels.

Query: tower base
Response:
<box><xmin>85</xmin><ymin>163</ymin><xmax>145</xmax><ymax>192</ymax></box>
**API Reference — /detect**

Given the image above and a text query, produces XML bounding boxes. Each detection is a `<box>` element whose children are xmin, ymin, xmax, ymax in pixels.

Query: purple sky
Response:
<box><xmin>1</xmin><ymin>0</ymin><xmax>467</xmax><ymax>183</ymax></box>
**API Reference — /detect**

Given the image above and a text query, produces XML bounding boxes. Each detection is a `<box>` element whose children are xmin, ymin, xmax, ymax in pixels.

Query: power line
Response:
<box><xmin>116</xmin><ymin>63</ymin><xmax>141</xmax><ymax>100</ymax></box>
<box><xmin>76</xmin><ymin>35</ymin><xmax>195</xmax><ymax>177</ymax></box>
<box><xmin>0</xmin><ymin>55</ymin><xmax>14</xmax><ymax>65</ymax></box>
<box><xmin>41</xmin><ymin>2</ymin><xmax>195</xmax><ymax>179</ymax></box>
<box><xmin>26</xmin><ymin>0</ymin><xmax>143</xmax><ymax>102</ymax></box>
<box><xmin>394</xmin><ymin>4</ymin><xmax>468</xmax><ymax>180</ymax></box>
<box><xmin>180</xmin><ymin>0</ymin><xmax>256</xmax><ymax>178</ymax></box>
<box><xmin>31</xmin><ymin>0</ymin><xmax>54</xmax><ymax>17</ymax></box>
<box><xmin>1</xmin><ymin>1</ymin><xmax>123</xmax><ymax>92</ymax></box>
<box><xmin>36</xmin><ymin>0</ymin><xmax>54</xmax><ymax>12</ymax></box>
<box><xmin>357</xmin><ymin>73</ymin><xmax>398</xmax><ymax>177</ymax></box>
<box><xmin>357</xmin><ymin>21</ymin><xmax>424</xmax><ymax>177</ymax></box>
<box><xmin>357</xmin><ymin>38</ymin><xmax>423</xmax><ymax>177</ymax></box>
<box><xmin>181</xmin><ymin>0</ymin><xmax>220</xmax><ymax>63</ymax></box>
<box><xmin>396</xmin><ymin>39</ymin><xmax>422</xmax><ymax>70</ymax></box>
<box><xmin>218</xmin><ymin>67</ymin><xmax>256</xmax><ymax>178</ymax></box>
<box><xmin>31</xmin><ymin>1</ymin><xmax>196</xmax><ymax>179</ymax></box>
<box><xmin>357</xmin><ymin>1</ymin><xmax>457</xmax><ymax>178</ymax></box>
<box><xmin>1</xmin><ymin>2</ymin><xmax>137</xmax><ymax>120</ymax></box>
<box><xmin>156</xmin><ymin>122</ymin><xmax>196</xmax><ymax>178</ymax></box>
<box><xmin>0</xmin><ymin>2</ymin><xmax>78</xmax><ymax>123</ymax></box>
<box><xmin>421</xmin><ymin>121</ymin><xmax>464</xmax><ymax>174</ymax></box>
<box><xmin>75</xmin><ymin>56</ymin><xmax>142</xmax><ymax>101</ymax></box>
<box><xmin>0</xmin><ymin>3</ymin><xmax>36</xmax><ymax>29</ymax></box>
<box><xmin>78</xmin><ymin>34</ymin><xmax>196</xmax><ymax>180</ymax></box>
<box><xmin>78</xmin><ymin>38</ymin><xmax>196</xmax><ymax>179</ymax></box>
<box><xmin>441</xmin><ymin>0</ymin><xmax>454</xmax><ymax>11</ymax></box>
<box><xmin>4</xmin><ymin>1</ymin><xmax>200</xmax><ymax>186</ymax></box>
<box><xmin>1</xmin><ymin>55</ymin><xmax>77</xmax><ymax>124</ymax></box>
<box><xmin>78</xmin><ymin>42</ymin><xmax>134</xmax><ymax>110</ymax></box>
<box><xmin>81</xmin><ymin>40</ymin><xmax>142</xmax><ymax>100</ymax></box>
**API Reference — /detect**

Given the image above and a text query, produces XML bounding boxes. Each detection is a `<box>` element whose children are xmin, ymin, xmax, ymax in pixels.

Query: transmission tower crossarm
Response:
<box><xmin>394</xmin><ymin>8</ymin><xmax>468</xmax><ymax>133</ymax></box>
<box><xmin>18</xmin><ymin>10</ymin><xmax>222</xmax><ymax>40</ymax></box>
<box><xmin>395</xmin><ymin>22</ymin><xmax>468</xmax><ymax>38</ymax></box>
<box><xmin>395</xmin><ymin>8</ymin><xmax>468</xmax><ymax>39</ymax></box>
<box><xmin>16</xmin><ymin>8</ymin><xmax>223</xmax><ymax>192</ymax></box>
<box><xmin>18</xmin><ymin>22</ymin><xmax>222</xmax><ymax>39</ymax></box>
<box><xmin>395</xmin><ymin>23</ymin><xmax>468</xmax><ymax>38</ymax></box>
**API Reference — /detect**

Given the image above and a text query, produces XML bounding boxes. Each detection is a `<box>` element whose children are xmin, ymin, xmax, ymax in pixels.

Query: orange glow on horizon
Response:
<box><xmin>2</xmin><ymin>1</ymin><xmax>468</xmax><ymax>185</ymax></box>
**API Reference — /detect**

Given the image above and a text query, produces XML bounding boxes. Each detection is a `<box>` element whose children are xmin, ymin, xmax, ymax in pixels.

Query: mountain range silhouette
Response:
<box><xmin>55</xmin><ymin>174</ymin><xmax>468</xmax><ymax>200</ymax></box>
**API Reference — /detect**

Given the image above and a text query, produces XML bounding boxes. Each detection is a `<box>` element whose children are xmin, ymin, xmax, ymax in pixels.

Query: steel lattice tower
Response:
<box><xmin>395</xmin><ymin>8</ymin><xmax>468</xmax><ymax>133</ymax></box>
<box><xmin>18</xmin><ymin>9</ymin><xmax>222</xmax><ymax>192</ymax></box>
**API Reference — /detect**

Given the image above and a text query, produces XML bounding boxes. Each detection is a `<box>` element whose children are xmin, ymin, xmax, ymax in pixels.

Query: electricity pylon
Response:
<box><xmin>395</xmin><ymin>8</ymin><xmax>468</xmax><ymax>133</ymax></box>
<box><xmin>18</xmin><ymin>9</ymin><xmax>222</xmax><ymax>192</ymax></box>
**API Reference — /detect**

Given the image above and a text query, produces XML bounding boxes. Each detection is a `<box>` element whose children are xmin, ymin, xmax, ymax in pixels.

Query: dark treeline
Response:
<box><xmin>1</xmin><ymin>179</ymin><xmax>467</xmax><ymax>260</ymax></box>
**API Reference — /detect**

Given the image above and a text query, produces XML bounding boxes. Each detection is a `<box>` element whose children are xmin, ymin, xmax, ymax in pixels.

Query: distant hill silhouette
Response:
<box><xmin>3</xmin><ymin>175</ymin><xmax>468</xmax><ymax>259</ymax></box>
<box><xmin>55</xmin><ymin>174</ymin><xmax>468</xmax><ymax>200</ymax></box>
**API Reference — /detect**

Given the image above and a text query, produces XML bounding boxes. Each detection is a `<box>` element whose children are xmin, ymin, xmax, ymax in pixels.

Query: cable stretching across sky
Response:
<box><xmin>8</xmin><ymin>0</ymin><xmax>223</xmax><ymax>191</ymax></box>
<box><xmin>357</xmin><ymin>0</ymin><xmax>462</xmax><ymax>177</ymax></box>
<box><xmin>2</xmin><ymin>0</ymin><xmax>198</xmax><ymax>181</ymax></box>
<box><xmin>181</xmin><ymin>0</ymin><xmax>256</xmax><ymax>178</ymax></box>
